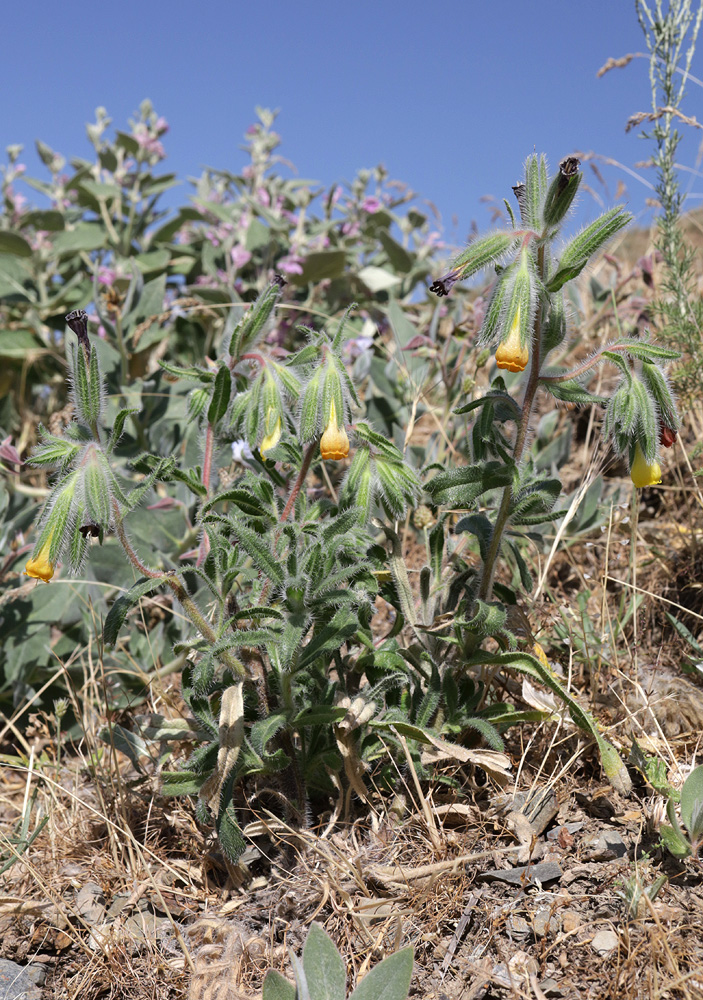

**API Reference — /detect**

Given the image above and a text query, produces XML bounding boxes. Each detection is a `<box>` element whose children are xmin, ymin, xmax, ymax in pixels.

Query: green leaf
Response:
<box><xmin>216</xmin><ymin>784</ymin><xmax>246</xmax><ymax>864</ymax></box>
<box><xmin>453</xmin><ymin>231</ymin><xmax>517</xmax><ymax>280</ymax></box>
<box><xmin>22</xmin><ymin>209</ymin><xmax>65</xmax><ymax>232</ymax></box>
<box><xmin>680</xmin><ymin>765</ymin><xmax>703</xmax><ymax>841</ymax></box>
<box><xmin>618</xmin><ymin>340</ymin><xmax>680</xmax><ymax>362</ymax></box>
<box><xmin>0</xmin><ymin>329</ymin><xmax>44</xmax><ymax>357</ymax></box>
<box><xmin>158</xmin><ymin>359</ymin><xmax>214</xmax><ymax>384</ymax></box>
<box><xmin>297</xmin><ymin>607</ymin><xmax>360</xmax><ymax>670</ymax></box>
<box><xmin>97</xmin><ymin>723</ymin><xmax>148</xmax><ymax>774</ymax></box>
<box><xmin>203</xmin><ymin>489</ymin><xmax>269</xmax><ymax>519</ymax></box>
<box><xmin>161</xmin><ymin>770</ymin><xmax>209</xmax><ymax>797</ymax></box>
<box><xmin>0</xmin><ymin>230</ymin><xmax>33</xmax><ymax>257</ymax></box>
<box><xmin>659</xmin><ymin>823</ymin><xmax>691</xmax><ymax>858</ymax></box>
<box><xmin>52</xmin><ymin>224</ymin><xmax>107</xmax><ymax>254</ymax></box>
<box><xmin>294</xmin><ymin>706</ymin><xmax>348</xmax><ymax>727</ymax></box>
<box><xmin>379</xmin><ymin>230</ymin><xmax>413</xmax><ymax>273</ymax></box>
<box><xmin>539</xmin><ymin>379</ymin><xmax>606</xmax><ymax>407</ymax></box>
<box><xmin>303</xmin><ymin>923</ymin><xmax>346</xmax><ymax>1000</ymax></box>
<box><xmin>348</xmin><ymin>948</ymin><xmax>414</xmax><ymax>1000</ymax></box>
<box><xmin>228</xmin><ymin>518</ymin><xmax>284</xmax><ymax>586</ymax></box>
<box><xmin>263</xmin><ymin>971</ymin><xmax>297</xmax><ymax>1000</ymax></box>
<box><xmin>108</xmin><ymin>408</ymin><xmax>140</xmax><ymax>451</ymax></box>
<box><xmin>103</xmin><ymin>576</ymin><xmax>168</xmax><ymax>645</ymax></box>
<box><xmin>293</xmin><ymin>250</ymin><xmax>347</xmax><ymax>284</ymax></box>
<box><xmin>208</xmin><ymin>362</ymin><xmax>232</xmax><ymax>425</ymax></box>
<box><xmin>358</xmin><ymin>266</ymin><xmax>401</xmax><ymax>292</ymax></box>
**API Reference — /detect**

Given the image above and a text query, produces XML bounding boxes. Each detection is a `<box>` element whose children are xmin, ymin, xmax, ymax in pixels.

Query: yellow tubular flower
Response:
<box><xmin>260</xmin><ymin>408</ymin><xmax>281</xmax><ymax>459</ymax></box>
<box><xmin>26</xmin><ymin>541</ymin><xmax>55</xmax><ymax>582</ymax></box>
<box><xmin>320</xmin><ymin>399</ymin><xmax>350</xmax><ymax>460</ymax></box>
<box><xmin>630</xmin><ymin>442</ymin><xmax>662</xmax><ymax>488</ymax></box>
<box><xmin>495</xmin><ymin>308</ymin><xmax>529</xmax><ymax>373</ymax></box>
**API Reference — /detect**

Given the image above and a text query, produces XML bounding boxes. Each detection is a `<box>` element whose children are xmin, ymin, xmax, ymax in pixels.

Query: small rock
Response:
<box><xmin>478</xmin><ymin>860</ymin><xmax>563</xmax><ymax>886</ymax></box>
<box><xmin>0</xmin><ymin>959</ymin><xmax>42</xmax><ymax>1000</ymax></box>
<box><xmin>546</xmin><ymin>821</ymin><xmax>584</xmax><ymax>841</ymax></box>
<box><xmin>75</xmin><ymin>882</ymin><xmax>106</xmax><ymax>923</ymax></box>
<box><xmin>105</xmin><ymin>894</ymin><xmax>130</xmax><ymax>919</ymax></box>
<box><xmin>561</xmin><ymin>910</ymin><xmax>582</xmax><ymax>934</ymax></box>
<box><xmin>585</xmin><ymin>829</ymin><xmax>628</xmax><ymax>861</ymax></box>
<box><xmin>507</xmin><ymin>915</ymin><xmax>531</xmax><ymax>939</ymax></box>
<box><xmin>532</xmin><ymin>906</ymin><xmax>560</xmax><ymax>938</ymax></box>
<box><xmin>591</xmin><ymin>930</ymin><xmax>619</xmax><ymax>956</ymax></box>
<box><xmin>538</xmin><ymin>978</ymin><xmax>563</xmax><ymax>997</ymax></box>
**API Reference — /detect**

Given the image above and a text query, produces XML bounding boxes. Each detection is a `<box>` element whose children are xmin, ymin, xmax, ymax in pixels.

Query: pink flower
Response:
<box><xmin>277</xmin><ymin>253</ymin><xmax>304</xmax><ymax>275</ymax></box>
<box><xmin>231</xmin><ymin>245</ymin><xmax>252</xmax><ymax>270</ymax></box>
<box><xmin>331</xmin><ymin>185</ymin><xmax>343</xmax><ymax>205</ymax></box>
<box><xmin>154</xmin><ymin>116</ymin><xmax>169</xmax><ymax>134</ymax></box>
<box><xmin>98</xmin><ymin>266</ymin><xmax>117</xmax><ymax>286</ymax></box>
<box><xmin>362</xmin><ymin>196</ymin><xmax>381</xmax><ymax>213</ymax></box>
<box><xmin>341</xmin><ymin>221</ymin><xmax>360</xmax><ymax>238</ymax></box>
<box><xmin>256</xmin><ymin>187</ymin><xmax>271</xmax><ymax>207</ymax></box>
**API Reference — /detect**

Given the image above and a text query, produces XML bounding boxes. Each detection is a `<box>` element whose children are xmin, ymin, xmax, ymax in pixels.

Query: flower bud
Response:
<box><xmin>660</xmin><ymin>425</ymin><xmax>677</xmax><ymax>448</ymax></box>
<box><xmin>260</xmin><ymin>407</ymin><xmax>282</xmax><ymax>458</ymax></box>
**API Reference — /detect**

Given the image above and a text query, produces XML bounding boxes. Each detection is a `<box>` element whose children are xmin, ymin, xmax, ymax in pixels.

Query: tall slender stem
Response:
<box><xmin>478</xmin><ymin>245</ymin><xmax>546</xmax><ymax>601</ymax></box>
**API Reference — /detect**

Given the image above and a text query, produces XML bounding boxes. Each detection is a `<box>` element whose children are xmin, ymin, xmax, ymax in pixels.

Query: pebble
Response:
<box><xmin>591</xmin><ymin>930</ymin><xmax>619</xmax><ymax>956</ymax></box>
<box><xmin>532</xmin><ymin>906</ymin><xmax>560</xmax><ymax>938</ymax></box>
<box><xmin>585</xmin><ymin>829</ymin><xmax>628</xmax><ymax>861</ymax></box>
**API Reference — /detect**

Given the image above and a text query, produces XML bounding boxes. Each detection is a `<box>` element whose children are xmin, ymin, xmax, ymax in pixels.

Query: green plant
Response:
<box><xmin>659</xmin><ymin>764</ymin><xmax>703</xmax><ymax>860</ymax></box>
<box><xmin>263</xmin><ymin>922</ymin><xmax>413</xmax><ymax>1000</ymax></box>
<box><xmin>422</xmin><ymin>153</ymin><xmax>681</xmax><ymax>791</ymax></box>
<box><xmin>633</xmin><ymin>0</ymin><xmax>703</xmax><ymax>400</ymax></box>
<box><xmin>0</xmin><ymin>104</ymin><xmax>456</xmax><ymax>720</ymax></box>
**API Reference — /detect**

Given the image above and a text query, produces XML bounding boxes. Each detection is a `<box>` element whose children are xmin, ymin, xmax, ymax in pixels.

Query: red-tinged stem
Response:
<box><xmin>281</xmin><ymin>441</ymin><xmax>317</xmax><ymax>524</ymax></box>
<box><xmin>240</xmin><ymin>352</ymin><xmax>267</xmax><ymax>367</ymax></box>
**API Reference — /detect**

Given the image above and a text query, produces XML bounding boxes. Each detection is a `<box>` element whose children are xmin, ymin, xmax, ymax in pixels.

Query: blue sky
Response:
<box><xmin>4</xmin><ymin>0</ymin><xmax>703</xmax><ymax>251</ymax></box>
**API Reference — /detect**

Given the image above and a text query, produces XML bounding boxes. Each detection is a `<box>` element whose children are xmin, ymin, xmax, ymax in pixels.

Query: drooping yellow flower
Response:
<box><xmin>320</xmin><ymin>399</ymin><xmax>349</xmax><ymax>460</ymax></box>
<box><xmin>495</xmin><ymin>308</ymin><xmax>529</xmax><ymax>373</ymax></box>
<box><xmin>630</xmin><ymin>442</ymin><xmax>662</xmax><ymax>488</ymax></box>
<box><xmin>260</xmin><ymin>408</ymin><xmax>281</xmax><ymax>459</ymax></box>
<box><xmin>25</xmin><ymin>540</ymin><xmax>55</xmax><ymax>582</ymax></box>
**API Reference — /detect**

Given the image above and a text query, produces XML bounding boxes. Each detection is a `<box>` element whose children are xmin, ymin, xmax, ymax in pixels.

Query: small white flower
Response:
<box><xmin>231</xmin><ymin>439</ymin><xmax>254</xmax><ymax>465</ymax></box>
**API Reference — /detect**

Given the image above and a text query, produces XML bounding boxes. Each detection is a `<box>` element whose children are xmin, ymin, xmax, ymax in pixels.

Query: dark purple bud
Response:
<box><xmin>65</xmin><ymin>309</ymin><xmax>90</xmax><ymax>359</ymax></box>
<box><xmin>272</xmin><ymin>274</ymin><xmax>288</xmax><ymax>288</ymax></box>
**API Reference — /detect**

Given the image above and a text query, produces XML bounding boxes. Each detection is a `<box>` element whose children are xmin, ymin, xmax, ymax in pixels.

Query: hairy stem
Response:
<box><xmin>478</xmin><ymin>245</ymin><xmax>546</xmax><ymax>602</ymax></box>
